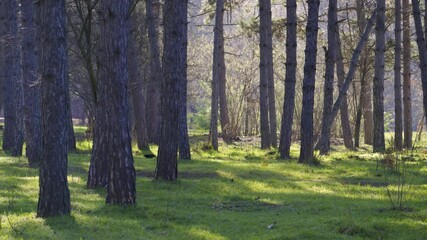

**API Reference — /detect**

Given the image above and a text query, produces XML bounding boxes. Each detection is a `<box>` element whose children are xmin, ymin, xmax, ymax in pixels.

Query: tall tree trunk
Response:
<box><xmin>372</xmin><ymin>0</ymin><xmax>386</xmax><ymax>153</ymax></box>
<box><xmin>316</xmin><ymin>0</ymin><xmax>337</xmax><ymax>154</ymax></box>
<box><xmin>279</xmin><ymin>0</ymin><xmax>297</xmax><ymax>159</ymax></box>
<box><xmin>336</xmin><ymin>31</ymin><xmax>354</xmax><ymax>149</ymax></box>
<box><xmin>145</xmin><ymin>0</ymin><xmax>162</xmax><ymax>144</ymax></box>
<box><xmin>299</xmin><ymin>0</ymin><xmax>320</xmax><ymax>163</ymax></box>
<box><xmin>259</xmin><ymin>0</ymin><xmax>271</xmax><ymax>149</ymax></box>
<box><xmin>402</xmin><ymin>0</ymin><xmax>412</xmax><ymax>149</ymax></box>
<box><xmin>412</xmin><ymin>0</ymin><xmax>427</xmax><ymax>130</ymax></box>
<box><xmin>20</xmin><ymin>0</ymin><xmax>42</xmax><ymax>167</ymax></box>
<box><xmin>155</xmin><ymin>0</ymin><xmax>187</xmax><ymax>180</ymax></box>
<box><xmin>128</xmin><ymin>4</ymin><xmax>149</xmax><ymax>151</ymax></box>
<box><xmin>0</xmin><ymin>0</ymin><xmax>24</xmax><ymax>156</ymax></box>
<box><xmin>97</xmin><ymin>0</ymin><xmax>136</xmax><ymax>204</ymax></box>
<box><xmin>314</xmin><ymin>9</ymin><xmax>377</xmax><ymax>151</ymax></box>
<box><xmin>394</xmin><ymin>0</ymin><xmax>403</xmax><ymax>151</ymax></box>
<box><xmin>37</xmin><ymin>0</ymin><xmax>71</xmax><ymax>218</ymax></box>
<box><xmin>178</xmin><ymin>1</ymin><xmax>191</xmax><ymax>160</ymax></box>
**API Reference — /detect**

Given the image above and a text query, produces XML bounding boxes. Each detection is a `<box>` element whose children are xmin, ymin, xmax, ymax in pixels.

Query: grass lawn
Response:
<box><xmin>0</xmin><ymin>132</ymin><xmax>426</xmax><ymax>239</ymax></box>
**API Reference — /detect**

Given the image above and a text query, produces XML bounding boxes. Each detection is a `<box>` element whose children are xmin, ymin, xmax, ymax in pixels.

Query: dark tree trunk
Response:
<box><xmin>37</xmin><ymin>0</ymin><xmax>71</xmax><ymax>218</ymax></box>
<box><xmin>412</xmin><ymin>0</ymin><xmax>427</xmax><ymax>131</ymax></box>
<box><xmin>394</xmin><ymin>0</ymin><xmax>403</xmax><ymax>151</ymax></box>
<box><xmin>402</xmin><ymin>0</ymin><xmax>412</xmax><ymax>149</ymax></box>
<box><xmin>372</xmin><ymin>0</ymin><xmax>386</xmax><ymax>153</ymax></box>
<box><xmin>336</xmin><ymin>31</ymin><xmax>354</xmax><ymax>149</ymax></box>
<box><xmin>178</xmin><ymin>1</ymin><xmax>191</xmax><ymax>160</ymax></box>
<box><xmin>145</xmin><ymin>0</ymin><xmax>162</xmax><ymax>144</ymax></box>
<box><xmin>316</xmin><ymin>0</ymin><xmax>337</xmax><ymax>154</ymax></box>
<box><xmin>1</xmin><ymin>0</ymin><xmax>24</xmax><ymax>156</ymax></box>
<box><xmin>155</xmin><ymin>0</ymin><xmax>187</xmax><ymax>180</ymax></box>
<box><xmin>97</xmin><ymin>0</ymin><xmax>136</xmax><ymax>204</ymax></box>
<box><xmin>299</xmin><ymin>0</ymin><xmax>320</xmax><ymax>164</ymax></box>
<box><xmin>314</xmin><ymin>9</ymin><xmax>377</xmax><ymax>151</ymax></box>
<box><xmin>20</xmin><ymin>0</ymin><xmax>42</xmax><ymax>167</ymax></box>
<box><xmin>128</xmin><ymin>4</ymin><xmax>149</xmax><ymax>151</ymax></box>
<box><xmin>259</xmin><ymin>0</ymin><xmax>271</xmax><ymax>149</ymax></box>
<box><xmin>279</xmin><ymin>0</ymin><xmax>297</xmax><ymax>159</ymax></box>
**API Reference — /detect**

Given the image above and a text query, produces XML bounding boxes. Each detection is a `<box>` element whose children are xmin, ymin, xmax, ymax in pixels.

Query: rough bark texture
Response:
<box><xmin>279</xmin><ymin>0</ymin><xmax>297</xmax><ymax>159</ymax></box>
<box><xmin>299</xmin><ymin>0</ymin><xmax>320</xmax><ymax>164</ymax></box>
<box><xmin>1</xmin><ymin>0</ymin><xmax>24</xmax><ymax>156</ymax></box>
<box><xmin>314</xmin><ymin>9</ymin><xmax>377</xmax><ymax>151</ymax></box>
<box><xmin>97</xmin><ymin>0</ymin><xmax>136</xmax><ymax>204</ymax></box>
<box><xmin>394</xmin><ymin>0</ymin><xmax>403</xmax><ymax>151</ymax></box>
<box><xmin>402</xmin><ymin>0</ymin><xmax>412</xmax><ymax>149</ymax></box>
<box><xmin>316</xmin><ymin>0</ymin><xmax>337</xmax><ymax>154</ymax></box>
<box><xmin>336</xmin><ymin>31</ymin><xmax>354</xmax><ymax>149</ymax></box>
<box><xmin>412</xmin><ymin>0</ymin><xmax>427</xmax><ymax>132</ymax></box>
<box><xmin>178</xmin><ymin>0</ymin><xmax>191</xmax><ymax>160</ymax></box>
<box><xmin>20</xmin><ymin>0</ymin><xmax>42</xmax><ymax>166</ymax></box>
<box><xmin>373</xmin><ymin>0</ymin><xmax>386</xmax><ymax>153</ymax></box>
<box><xmin>128</xmin><ymin>5</ymin><xmax>149</xmax><ymax>151</ymax></box>
<box><xmin>37</xmin><ymin>0</ymin><xmax>71</xmax><ymax>218</ymax></box>
<box><xmin>155</xmin><ymin>0</ymin><xmax>187</xmax><ymax>180</ymax></box>
<box><xmin>145</xmin><ymin>0</ymin><xmax>162</xmax><ymax>144</ymax></box>
<box><xmin>259</xmin><ymin>0</ymin><xmax>271</xmax><ymax>149</ymax></box>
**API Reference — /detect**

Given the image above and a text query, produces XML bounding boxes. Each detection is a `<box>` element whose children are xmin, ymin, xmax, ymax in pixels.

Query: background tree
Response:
<box><xmin>37</xmin><ymin>0</ymin><xmax>71</xmax><ymax>217</ymax></box>
<box><xmin>372</xmin><ymin>0</ymin><xmax>386</xmax><ymax>153</ymax></box>
<box><xmin>155</xmin><ymin>0</ymin><xmax>188</xmax><ymax>180</ymax></box>
<box><xmin>21</xmin><ymin>0</ymin><xmax>42</xmax><ymax>166</ymax></box>
<box><xmin>394</xmin><ymin>0</ymin><xmax>403</xmax><ymax>151</ymax></box>
<box><xmin>402</xmin><ymin>0</ymin><xmax>412</xmax><ymax>149</ymax></box>
<box><xmin>299</xmin><ymin>0</ymin><xmax>320</xmax><ymax>163</ymax></box>
<box><xmin>279</xmin><ymin>0</ymin><xmax>297</xmax><ymax>159</ymax></box>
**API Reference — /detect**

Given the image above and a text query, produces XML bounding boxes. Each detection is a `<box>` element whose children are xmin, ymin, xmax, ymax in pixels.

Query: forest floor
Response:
<box><xmin>0</xmin><ymin>128</ymin><xmax>426</xmax><ymax>239</ymax></box>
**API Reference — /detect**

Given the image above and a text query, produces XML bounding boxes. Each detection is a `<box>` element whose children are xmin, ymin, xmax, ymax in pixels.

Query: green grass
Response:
<box><xmin>0</xmin><ymin>133</ymin><xmax>427</xmax><ymax>239</ymax></box>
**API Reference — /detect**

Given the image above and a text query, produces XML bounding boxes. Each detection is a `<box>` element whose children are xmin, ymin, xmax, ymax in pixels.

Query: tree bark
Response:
<box><xmin>20</xmin><ymin>0</ymin><xmax>42</xmax><ymax>166</ymax></box>
<box><xmin>336</xmin><ymin>31</ymin><xmax>354</xmax><ymax>150</ymax></box>
<box><xmin>316</xmin><ymin>0</ymin><xmax>337</xmax><ymax>154</ymax></box>
<box><xmin>279</xmin><ymin>0</ymin><xmax>297</xmax><ymax>159</ymax></box>
<box><xmin>0</xmin><ymin>0</ymin><xmax>24</xmax><ymax>156</ymax></box>
<box><xmin>299</xmin><ymin>0</ymin><xmax>320</xmax><ymax>164</ymax></box>
<box><xmin>259</xmin><ymin>0</ymin><xmax>271</xmax><ymax>149</ymax></box>
<box><xmin>372</xmin><ymin>0</ymin><xmax>386</xmax><ymax>153</ymax></box>
<box><xmin>402</xmin><ymin>0</ymin><xmax>412</xmax><ymax>149</ymax></box>
<box><xmin>97</xmin><ymin>0</ymin><xmax>136</xmax><ymax>204</ymax></box>
<box><xmin>394</xmin><ymin>0</ymin><xmax>403</xmax><ymax>151</ymax></box>
<box><xmin>145</xmin><ymin>0</ymin><xmax>162</xmax><ymax>144</ymax></box>
<box><xmin>37</xmin><ymin>0</ymin><xmax>71</xmax><ymax>218</ymax></box>
<box><xmin>128</xmin><ymin>4</ymin><xmax>149</xmax><ymax>151</ymax></box>
<box><xmin>314</xmin><ymin>9</ymin><xmax>377</xmax><ymax>152</ymax></box>
<box><xmin>155</xmin><ymin>0</ymin><xmax>187</xmax><ymax>180</ymax></box>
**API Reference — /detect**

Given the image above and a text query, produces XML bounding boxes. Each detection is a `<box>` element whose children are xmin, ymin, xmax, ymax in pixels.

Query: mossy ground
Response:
<box><xmin>0</xmin><ymin>129</ymin><xmax>426</xmax><ymax>239</ymax></box>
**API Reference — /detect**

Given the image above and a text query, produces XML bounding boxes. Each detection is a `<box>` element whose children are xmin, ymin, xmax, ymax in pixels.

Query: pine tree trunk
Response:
<box><xmin>402</xmin><ymin>0</ymin><xmax>412</xmax><ymax>149</ymax></box>
<box><xmin>316</xmin><ymin>0</ymin><xmax>337</xmax><ymax>154</ymax></box>
<box><xmin>412</xmin><ymin>0</ymin><xmax>427</xmax><ymax>133</ymax></box>
<box><xmin>0</xmin><ymin>0</ymin><xmax>24</xmax><ymax>156</ymax></box>
<box><xmin>37</xmin><ymin>0</ymin><xmax>70</xmax><ymax>218</ymax></box>
<box><xmin>178</xmin><ymin>0</ymin><xmax>191</xmax><ymax>160</ymax></box>
<box><xmin>279</xmin><ymin>0</ymin><xmax>297</xmax><ymax>159</ymax></box>
<box><xmin>372</xmin><ymin>0</ymin><xmax>386</xmax><ymax>153</ymax></box>
<box><xmin>97</xmin><ymin>0</ymin><xmax>136</xmax><ymax>204</ymax></box>
<box><xmin>20</xmin><ymin>0</ymin><xmax>42</xmax><ymax>167</ymax></box>
<box><xmin>336</xmin><ymin>31</ymin><xmax>354</xmax><ymax>149</ymax></box>
<box><xmin>145</xmin><ymin>0</ymin><xmax>162</xmax><ymax>144</ymax></box>
<box><xmin>394</xmin><ymin>0</ymin><xmax>403</xmax><ymax>151</ymax></box>
<box><xmin>259</xmin><ymin>0</ymin><xmax>271</xmax><ymax>149</ymax></box>
<box><xmin>128</xmin><ymin>5</ymin><xmax>149</xmax><ymax>151</ymax></box>
<box><xmin>299</xmin><ymin>0</ymin><xmax>320</xmax><ymax>163</ymax></box>
<box><xmin>155</xmin><ymin>0</ymin><xmax>187</xmax><ymax>180</ymax></box>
